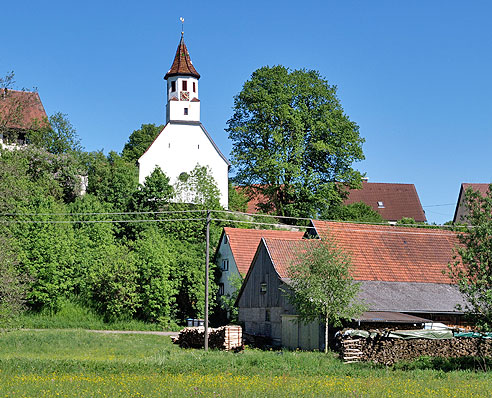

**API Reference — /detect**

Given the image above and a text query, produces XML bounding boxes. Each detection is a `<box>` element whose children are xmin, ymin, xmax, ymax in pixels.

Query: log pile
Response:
<box><xmin>341</xmin><ymin>335</ymin><xmax>492</xmax><ymax>365</ymax></box>
<box><xmin>172</xmin><ymin>325</ymin><xmax>243</xmax><ymax>351</ymax></box>
<box><xmin>341</xmin><ymin>338</ymin><xmax>364</xmax><ymax>364</ymax></box>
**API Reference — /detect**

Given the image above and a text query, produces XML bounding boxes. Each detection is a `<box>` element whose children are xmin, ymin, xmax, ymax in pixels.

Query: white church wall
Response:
<box><xmin>138</xmin><ymin>122</ymin><xmax>229</xmax><ymax>208</ymax></box>
<box><xmin>167</xmin><ymin>99</ymin><xmax>200</xmax><ymax>122</ymax></box>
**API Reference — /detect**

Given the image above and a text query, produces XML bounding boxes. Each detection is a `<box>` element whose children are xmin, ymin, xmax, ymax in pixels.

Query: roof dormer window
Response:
<box><xmin>377</xmin><ymin>201</ymin><xmax>385</xmax><ymax>208</ymax></box>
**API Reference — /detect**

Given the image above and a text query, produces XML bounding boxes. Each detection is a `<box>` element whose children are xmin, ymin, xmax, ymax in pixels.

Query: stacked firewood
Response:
<box><xmin>342</xmin><ymin>336</ymin><xmax>492</xmax><ymax>365</ymax></box>
<box><xmin>172</xmin><ymin>325</ymin><xmax>243</xmax><ymax>350</ymax></box>
<box><xmin>341</xmin><ymin>338</ymin><xmax>364</xmax><ymax>363</ymax></box>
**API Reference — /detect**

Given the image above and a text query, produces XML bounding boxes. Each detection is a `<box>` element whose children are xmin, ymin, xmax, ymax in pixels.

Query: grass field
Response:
<box><xmin>1</xmin><ymin>330</ymin><xmax>492</xmax><ymax>397</ymax></box>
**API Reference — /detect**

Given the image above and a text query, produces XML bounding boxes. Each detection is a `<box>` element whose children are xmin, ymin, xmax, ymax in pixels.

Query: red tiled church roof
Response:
<box><xmin>263</xmin><ymin>220</ymin><xmax>459</xmax><ymax>284</ymax></box>
<box><xmin>164</xmin><ymin>35</ymin><xmax>200</xmax><ymax>80</ymax></box>
<box><xmin>0</xmin><ymin>89</ymin><xmax>48</xmax><ymax>131</ymax></box>
<box><xmin>223</xmin><ymin>227</ymin><xmax>304</xmax><ymax>275</ymax></box>
<box><xmin>344</xmin><ymin>182</ymin><xmax>426</xmax><ymax>222</ymax></box>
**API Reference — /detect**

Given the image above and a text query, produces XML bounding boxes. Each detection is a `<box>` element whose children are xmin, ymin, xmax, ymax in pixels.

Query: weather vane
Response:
<box><xmin>180</xmin><ymin>17</ymin><xmax>184</xmax><ymax>36</ymax></box>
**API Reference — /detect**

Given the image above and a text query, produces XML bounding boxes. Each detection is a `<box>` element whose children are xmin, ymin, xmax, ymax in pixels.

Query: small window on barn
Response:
<box><xmin>224</xmin><ymin>235</ymin><xmax>228</xmax><ymax>245</ymax></box>
<box><xmin>171</xmin><ymin>81</ymin><xmax>176</xmax><ymax>92</ymax></box>
<box><xmin>182</xmin><ymin>80</ymin><xmax>187</xmax><ymax>91</ymax></box>
<box><xmin>377</xmin><ymin>201</ymin><xmax>385</xmax><ymax>208</ymax></box>
<box><xmin>218</xmin><ymin>283</ymin><xmax>224</xmax><ymax>296</ymax></box>
<box><xmin>265</xmin><ymin>309</ymin><xmax>270</xmax><ymax>322</ymax></box>
<box><xmin>260</xmin><ymin>282</ymin><xmax>267</xmax><ymax>293</ymax></box>
<box><xmin>221</xmin><ymin>259</ymin><xmax>229</xmax><ymax>271</ymax></box>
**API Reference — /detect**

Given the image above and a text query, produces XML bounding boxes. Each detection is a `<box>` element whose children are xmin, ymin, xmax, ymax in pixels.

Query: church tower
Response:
<box><xmin>137</xmin><ymin>31</ymin><xmax>230</xmax><ymax>209</ymax></box>
<box><xmin>164</xmin><ymin>34</ymin><xmax>201</xmax><ymax>123</ymax></box>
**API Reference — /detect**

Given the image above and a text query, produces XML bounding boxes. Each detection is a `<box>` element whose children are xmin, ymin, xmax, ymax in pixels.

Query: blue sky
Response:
<box><xmin>3</xmin><ymin>0</ymin><xmax>491</xmax><ymax>224</ymax></box>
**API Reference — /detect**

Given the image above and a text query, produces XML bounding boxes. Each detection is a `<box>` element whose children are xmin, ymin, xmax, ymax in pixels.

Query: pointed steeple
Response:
<box><xmin>164</xmin><ymin>34</ymin><xmax>200</xmax><ymax>80</ymax></box>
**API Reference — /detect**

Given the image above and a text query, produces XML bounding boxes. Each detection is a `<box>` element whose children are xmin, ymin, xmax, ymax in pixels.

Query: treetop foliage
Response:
<box><xmin>287</xmin><ymin>239</ymin><xmax>365</xmax><ymax>326</ymax></box>
<box><xmin>122</xmin><ymin>123</ymin><xmax>164</xmax><ymax>163</ymax></box>
<box><xmin>227</xmin><ymin>65</ymin><xmax>365</xmax><ymax>219</ymax></box>
<box><xmin>287</xmin><ymin>238</ymin><xmax>366</xmax><ymax>352</ymax></box>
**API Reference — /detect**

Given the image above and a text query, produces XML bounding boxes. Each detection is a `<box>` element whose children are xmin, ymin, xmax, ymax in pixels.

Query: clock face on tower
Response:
<box><xmin>180</xmin><ymin>91</ymin><xmax>190</xmax><ymax>101</ymax></box>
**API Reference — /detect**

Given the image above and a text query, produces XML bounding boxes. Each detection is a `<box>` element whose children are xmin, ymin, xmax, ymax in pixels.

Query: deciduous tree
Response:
<box><xmin>287</xmin><ymin>239</ymin><xmax>366</xmax><ymax>353</ymax></box>
<box><xmin>227</xmin><ymin>66</ymin><xmax>365</xmax><ymax>219</ymax></box>
<box><xmin>122</xmin><ymin>123</ymin><xmax>163</xmax><ymax>163</ymax></box>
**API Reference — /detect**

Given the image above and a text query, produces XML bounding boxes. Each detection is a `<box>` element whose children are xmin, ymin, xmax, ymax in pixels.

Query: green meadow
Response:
<box><xmin>1</xmin><ymin>329</ymin><xmax>492</xmax><ymax>397</ymax></box>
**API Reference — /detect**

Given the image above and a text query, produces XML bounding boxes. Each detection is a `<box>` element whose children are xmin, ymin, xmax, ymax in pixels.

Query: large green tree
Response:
<box><xmin>449</xmin><ymin>184</ymin><xmax>492</xmax><ymax>330</ymax></box>
<box><xmin>287</xmin><ymin>239</ymin><xmax>366</xmax><ymax>353</ymax></box>
<box><xmin>227</xmin><ymin>66</ymin><xmax>365</xmax><ymax>219</ymax></box>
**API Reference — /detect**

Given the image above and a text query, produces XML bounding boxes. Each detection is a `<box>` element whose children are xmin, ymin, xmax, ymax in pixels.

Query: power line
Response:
<box><xmin>0</xmin><ymin>209</ymin><xmax>207</xmax><ymax>217</ymax></box>
<box><xmin>422</xmin><ymin>203</ymin><xmax>455</xmax><ymax>208</ymax></box>
<box><xmin>211</xmin><ymin>218</ymin><xmax>311</xmax><ymax>229</ymax></box>
<box><xmin>0</xmin><ymin>217</ymin><xmax>206</xmax><ymax>224</ymax></box>
<box><xmin>212</xmin><ymin>209</ymin><xmax>313</xmax><ymax>222</ymax></box>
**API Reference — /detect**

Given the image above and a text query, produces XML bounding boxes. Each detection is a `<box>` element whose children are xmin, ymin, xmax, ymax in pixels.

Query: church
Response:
<box><xmin>138</xmin><ymin>33</ymin><xmax>230</xmax><ymax>208</ymax></box>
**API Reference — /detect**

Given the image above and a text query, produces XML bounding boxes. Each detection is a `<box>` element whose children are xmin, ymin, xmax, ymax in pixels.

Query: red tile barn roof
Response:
<box><xmin>264</xmin><ymin>220</ymin><xmax>459</xmax><ymax>284</ymax></box>
<box><xmin>223</xmin><ymin>227</ymin><xmax>305</xmax><ymax>275</ymax></box>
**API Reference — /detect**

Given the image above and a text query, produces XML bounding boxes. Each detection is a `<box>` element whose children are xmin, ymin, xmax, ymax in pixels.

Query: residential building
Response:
<box><xmin>344</xmin><ymin>181</ymin><xmax>426</xmax><ymax>222</ymax></box>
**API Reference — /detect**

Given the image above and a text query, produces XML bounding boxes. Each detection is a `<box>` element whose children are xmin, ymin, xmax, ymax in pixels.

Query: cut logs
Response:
<box><xmin>339</xmin><ymin>332</ymin><xmax>492</xmax><ymax>365</ymax></box>
<box><xmin>172</xmin><ymin>325</ymin><xmax>243</xmax><ymax>351</ymax></box>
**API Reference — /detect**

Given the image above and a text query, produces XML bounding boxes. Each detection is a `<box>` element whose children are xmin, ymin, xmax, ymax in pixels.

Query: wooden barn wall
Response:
<box><xmin>238</xmin><ymin>243</ymin><xmax>295</xmax><ymax>344</ymax></box>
